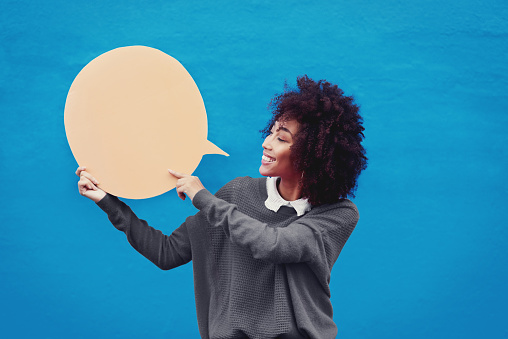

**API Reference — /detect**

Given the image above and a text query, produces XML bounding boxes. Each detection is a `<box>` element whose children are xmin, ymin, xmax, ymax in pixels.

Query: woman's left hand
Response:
<box><xmin>168</xmin><ymin>169</ymin><xmax>205</xmax><ymax>201</ymax></box>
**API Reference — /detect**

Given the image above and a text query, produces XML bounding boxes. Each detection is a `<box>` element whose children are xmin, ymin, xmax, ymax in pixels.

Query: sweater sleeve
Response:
<box><xmin>97</xmin><ymin>193</ymin><xmax>192</xmax><ymax>270</ymax></box>
<box><xmin>192</xmin><ymin>189</ymin><xmax>358</xmax><ymax>265</ymax></box>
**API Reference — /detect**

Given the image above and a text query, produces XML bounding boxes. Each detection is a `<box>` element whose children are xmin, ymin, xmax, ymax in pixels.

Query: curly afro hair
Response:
<box><xmin>261</xmin><ymin>75</ymin><xmax>367</xmax><ymax>206</ymax></box>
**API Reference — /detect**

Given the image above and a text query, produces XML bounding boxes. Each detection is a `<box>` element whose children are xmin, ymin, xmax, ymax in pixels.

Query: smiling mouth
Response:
<box><xmin>262</xmin><ymin>154</ymin><xmax>276</xmax><ymax>163</ymax></box>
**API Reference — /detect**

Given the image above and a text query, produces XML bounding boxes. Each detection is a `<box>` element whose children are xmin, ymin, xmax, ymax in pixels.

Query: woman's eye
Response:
<box><xmin>277</xmin><ymin>137</ymin><xmax>286</xmax><ymax>142</ymax></box>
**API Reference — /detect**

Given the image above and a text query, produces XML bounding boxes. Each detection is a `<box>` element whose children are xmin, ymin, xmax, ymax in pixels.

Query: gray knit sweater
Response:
<box><xmin>97</xmin><ymin>176</ymin><xmax>359</xmax><ymax>339</ymax></box>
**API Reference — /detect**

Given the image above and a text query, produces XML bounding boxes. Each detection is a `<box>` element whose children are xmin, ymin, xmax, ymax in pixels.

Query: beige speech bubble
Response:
<box><xmin>65</xmin><ymin>46</ymin><xmax>228</xmax><ymax>199</ymax></box>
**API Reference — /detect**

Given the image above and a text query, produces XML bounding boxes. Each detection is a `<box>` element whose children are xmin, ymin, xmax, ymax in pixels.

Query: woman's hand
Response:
<box><xmin>168</xmin><ymin>169</ymin><xmax>205</xmax><ymax>202</ymax></box>
<box><xmin>76</xmin><ymin>166</ymin><xmax>106</xmax><ymax>203</ymax></box>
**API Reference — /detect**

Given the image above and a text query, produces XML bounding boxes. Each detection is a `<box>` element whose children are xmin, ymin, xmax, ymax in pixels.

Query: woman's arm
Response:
<box><xmin>166</xmin><ymin>170</ymin><xmax>358</xmax><ymax>266</ymax></box>
<box><xmin>76</xmin><ymin>167</ymin><xmax>192</xmax><ymax>270</ymax></box>
<box><xmin>192</xmin><ymin>188</ymin><xmax>358</xmax><ymax>265</ymax></box>
<box><xmin>97</xmin><ymin>194</ymin><xmax>192</xmax><ymax>270</ymax></box>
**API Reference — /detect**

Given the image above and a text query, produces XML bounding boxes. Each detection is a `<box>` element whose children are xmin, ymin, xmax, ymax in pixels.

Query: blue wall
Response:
<box><xmin>1</xmin><ymin>1</ymin><xmax>507</xmax><ymax>338</ymax></box>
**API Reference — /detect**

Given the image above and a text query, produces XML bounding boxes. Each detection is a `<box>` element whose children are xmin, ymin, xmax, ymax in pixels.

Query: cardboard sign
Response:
<box><xmin>65</xmin><ymin>46</ymin><xmax>228</xmax><ymax>199</ymax></box>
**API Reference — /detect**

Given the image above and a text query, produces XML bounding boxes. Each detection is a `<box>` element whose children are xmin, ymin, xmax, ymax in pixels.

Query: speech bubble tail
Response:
<box><xmin>204</xmin><ymin>139</ymin><xmax>229</xmax><ymax>157</ymax></box>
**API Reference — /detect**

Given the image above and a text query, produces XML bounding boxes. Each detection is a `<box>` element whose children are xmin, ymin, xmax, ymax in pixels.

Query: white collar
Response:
<box><xmin>264</xmin><ymin>177</ymin><xmax>311</xmax><ymax>216</ymax></box>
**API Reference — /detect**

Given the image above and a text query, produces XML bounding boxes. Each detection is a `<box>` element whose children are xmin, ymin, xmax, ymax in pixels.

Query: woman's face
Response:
<box><xmin>259</xmin><ymin>119</ymin><xmax>301</xmax><ymax>181</ymax></box>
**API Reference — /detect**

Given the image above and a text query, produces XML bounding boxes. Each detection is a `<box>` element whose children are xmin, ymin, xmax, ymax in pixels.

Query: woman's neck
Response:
<box><xmin>277</xmin><ymin>176</ymin><xmax>302</xmax><ymax>201</ymax></box>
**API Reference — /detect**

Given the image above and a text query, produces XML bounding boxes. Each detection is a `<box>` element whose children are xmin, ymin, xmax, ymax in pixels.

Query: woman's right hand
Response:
<box><xmin>76</xmin><ymin>166</ymin><xmax>106</xmax><ymax>203</ymax></box>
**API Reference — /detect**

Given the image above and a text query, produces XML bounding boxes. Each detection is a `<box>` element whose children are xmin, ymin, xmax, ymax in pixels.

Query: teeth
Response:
<box><xmin>262</xmin><ymin>155</ymin><xmax>275</xmax><ymax>162</ymax></box>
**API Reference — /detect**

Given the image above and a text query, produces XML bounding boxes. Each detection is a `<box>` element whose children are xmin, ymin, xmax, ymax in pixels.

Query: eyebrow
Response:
<box><xmin>278</xmin><ymin>126</ymin><xmax>294</xmax><ymax>137</ymax></box>
<box><xmin>272</xmin><ymin>124</ymin><xmax>294</xmax><ymax>137</ymax></box>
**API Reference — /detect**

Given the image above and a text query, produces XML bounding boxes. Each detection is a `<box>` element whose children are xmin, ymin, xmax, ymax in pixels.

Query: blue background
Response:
<box><xmin>1</xmin><ymin>1</ymin><xmax>507</xmax><ymax>338</ymax></box>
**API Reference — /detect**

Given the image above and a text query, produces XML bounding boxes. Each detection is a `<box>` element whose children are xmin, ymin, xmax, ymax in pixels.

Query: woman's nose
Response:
<box><xmin>262</xmin><ymin>136</ymin><xmax>272</xmax><ymax>150</ymax></box>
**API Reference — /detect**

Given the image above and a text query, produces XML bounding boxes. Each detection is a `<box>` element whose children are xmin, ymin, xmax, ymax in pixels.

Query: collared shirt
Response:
<box><xmin>264</xmin><ymin>176</ymin><xmax>312</xmax><ymax>216</ymax></box>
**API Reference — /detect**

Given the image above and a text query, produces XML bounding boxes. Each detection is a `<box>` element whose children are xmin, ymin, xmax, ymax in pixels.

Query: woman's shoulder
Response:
<box><xmin>218</xmin><ymin>176</ymin><xmax>263</xmax><ymax>189</ymax></box>
<box><xmin>304</xmin><ymin>198</ymin><xmax>360</xmax><ymax>233</ymax></box>
<box><xmin>214</xmin><ymin>176</ymin><xmax>265</xmax><ymax>200</ymax></box>
<box><xmin>313</xmin><ymin>198</ymin><xmax>358</xmax><ymax>216</ymax></box>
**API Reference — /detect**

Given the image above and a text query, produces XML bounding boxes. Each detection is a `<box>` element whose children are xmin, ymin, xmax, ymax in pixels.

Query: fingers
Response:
<box><xmin>76</xmin><ymin>167</ymin><xmax>100</xmax><ymax>186</ymax></box>
<box><xmin>169</xmin><ymin>170</ymin><xmax>190</xmax><ymax>201</ymax></box>
<box><xmin>82</xmin><ymin>172</ymin><xmax>100</xmax><ymax>186</ymax></box>
<box><xmin>78</xmin><ymin>177</ymin><xmax>98</xmax><ymax>195</ymax></box>
<box><xmin>168</xmin><ymin>169</ymin><xmax>188</xmax><ymax>179</ymax></box>
<box><xmin>178</xmin><ymin>191</ymin><xmax>186</xmax><ymax>201</ymax></box>
<box><xmin>175</xmin><ymin>179</ymin><xmax>187</xmax><ymax>200</ymax></box>
<box><xmin>173</xmin><ymin>175</ymin><xmax>204</xmax><ymax>202</ymax></box>
<box><xmin>76</xmin><ymin>166</ymin><xmax>86</xmax><ymax>177</ymax></box>
<box><xmin>169</xmin><ymin>170</ymin><xmax>204</xmax><ymax>202</ymax></box>
<box><xmin>175</xmin><ymin>182</ymin><xmax>186</xmax><ymax>200</ymax></box>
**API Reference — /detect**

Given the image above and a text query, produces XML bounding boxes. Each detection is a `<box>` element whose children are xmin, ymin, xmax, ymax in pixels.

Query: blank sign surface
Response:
<box><xmin>65</xmin><ymin>46</ymin><xmax>227</xmax><ymax>199</ymax></box>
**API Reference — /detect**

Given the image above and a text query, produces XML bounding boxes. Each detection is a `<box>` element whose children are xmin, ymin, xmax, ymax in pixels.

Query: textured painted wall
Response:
<box><xmin>1</xmin><ymin>0</ymin><xmax>507</xmax><ymax>338</ymax></box>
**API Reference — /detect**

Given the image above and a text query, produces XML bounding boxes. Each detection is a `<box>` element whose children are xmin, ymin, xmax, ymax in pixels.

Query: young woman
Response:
<box><xmin>77</xmin><ymin>75</ymin><xmax>367</xmax><ymax>339</ymax></box>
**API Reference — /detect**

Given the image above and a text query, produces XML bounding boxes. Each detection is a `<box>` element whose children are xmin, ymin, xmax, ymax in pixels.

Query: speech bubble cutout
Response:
<box><xmin>65</xmin><ymin>46</ymin><xmax>228</xmax><ymax>199</ymax></box>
